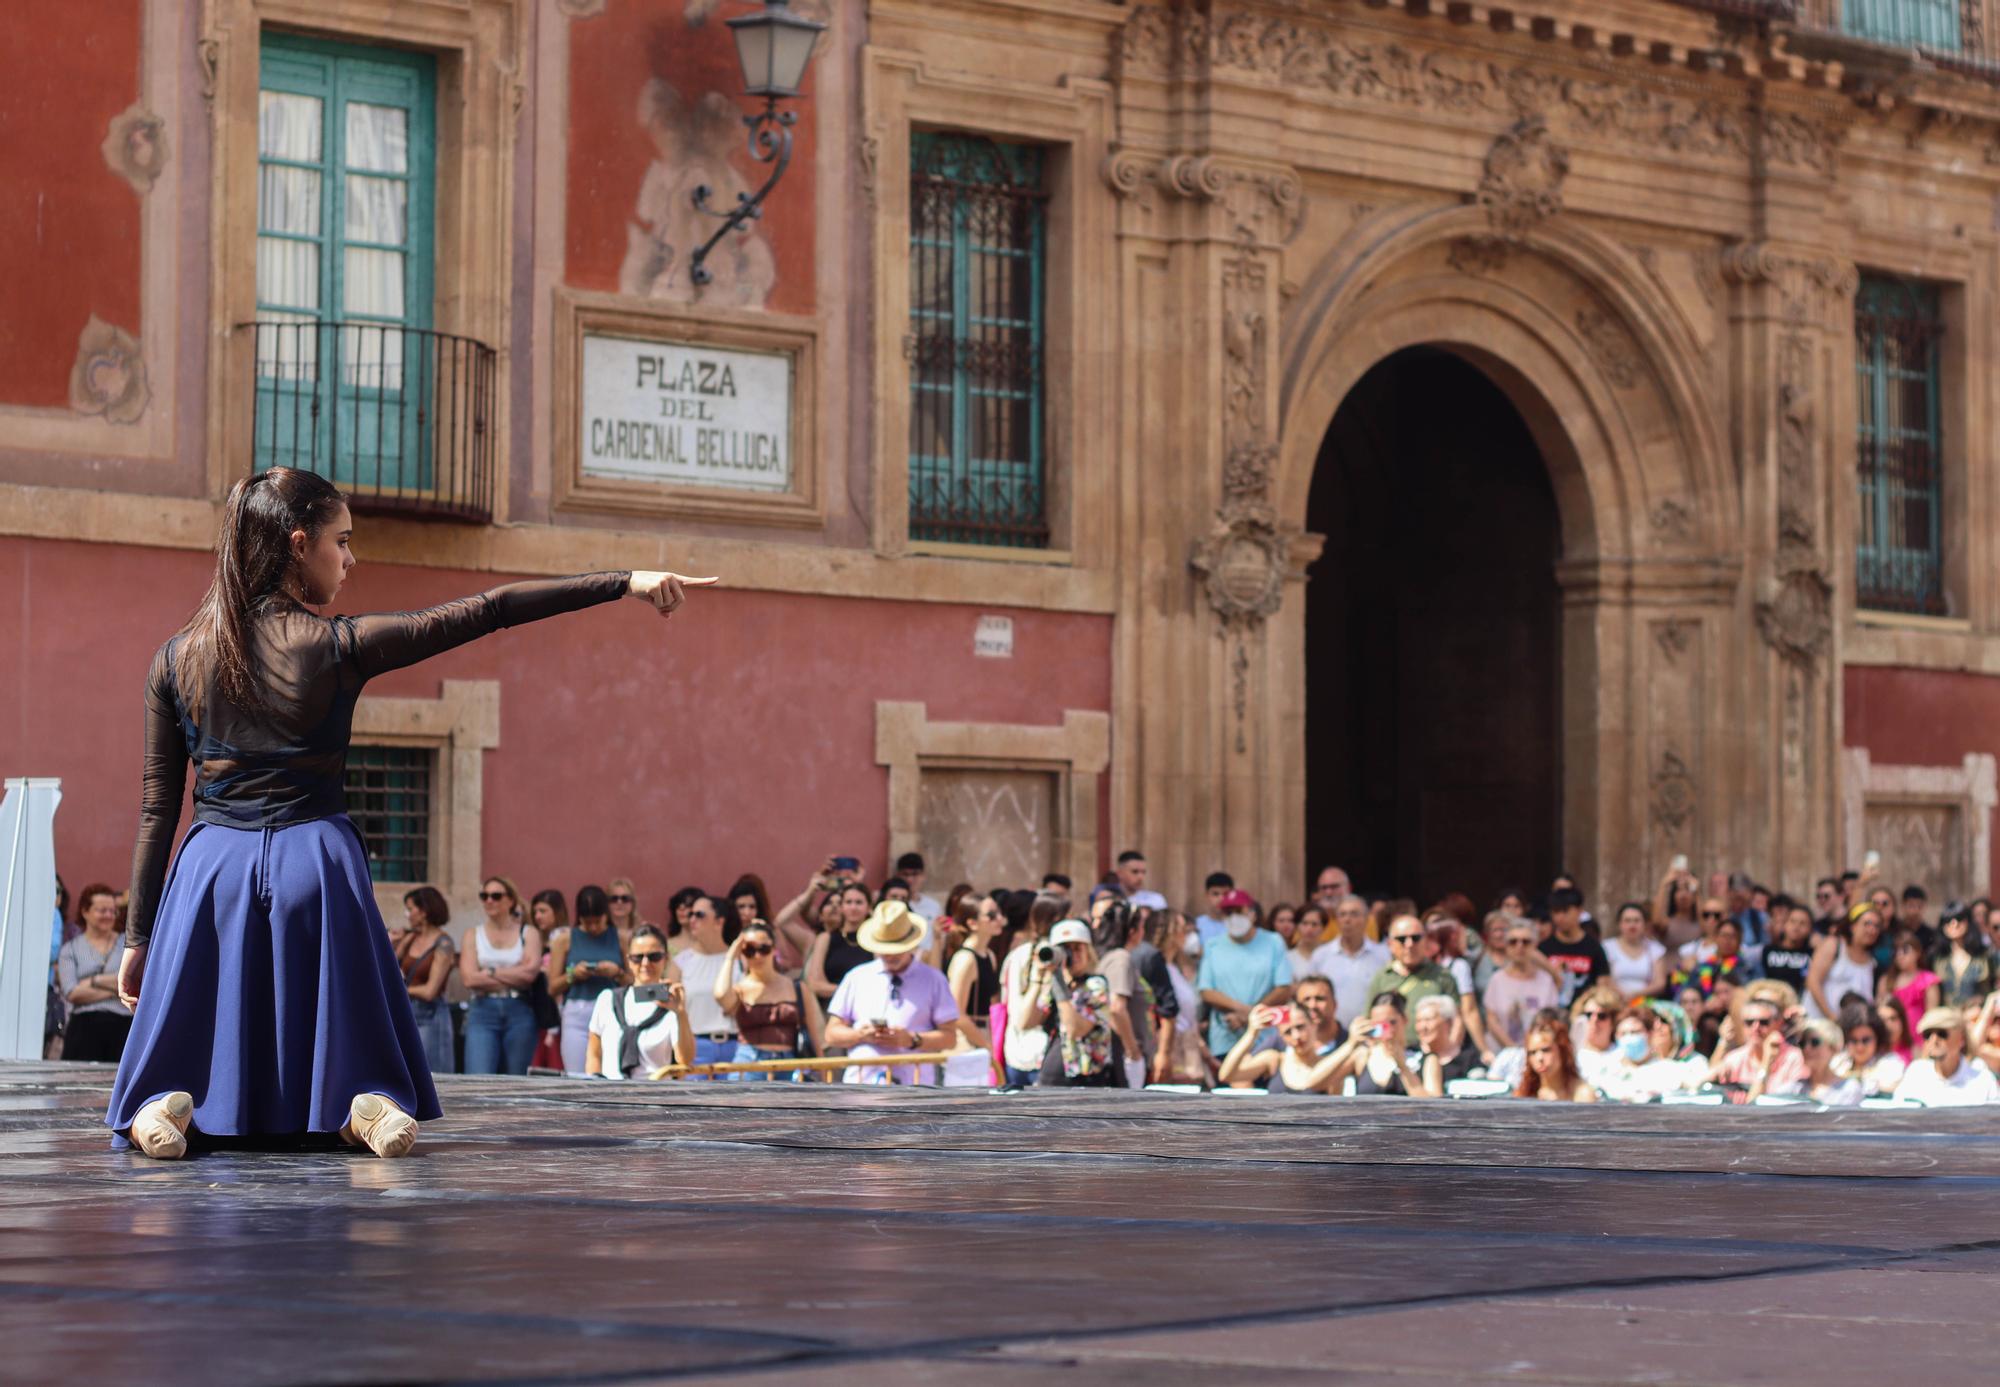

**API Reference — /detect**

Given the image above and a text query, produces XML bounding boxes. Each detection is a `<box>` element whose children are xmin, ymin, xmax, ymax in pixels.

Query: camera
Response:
<box><xmin>631</xmin><ymin>982</ymin><xmax>674</xmax><ymax>1005</ymax></box>
<box><xmin>1036</xmin><ymin>943</ymin><xmax>1056</xmax><ymax>965</ymax></box>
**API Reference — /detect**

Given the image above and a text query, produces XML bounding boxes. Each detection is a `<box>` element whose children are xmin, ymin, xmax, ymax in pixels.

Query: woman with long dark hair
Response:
<box><xmin>106</xmin><ymin>468</ymin><xmax>712</xmax><ymax>1158</ymax></box>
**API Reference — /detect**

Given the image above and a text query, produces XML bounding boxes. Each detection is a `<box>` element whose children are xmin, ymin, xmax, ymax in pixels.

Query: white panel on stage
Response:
<box><xmin>0</xmin><ymin>778</ymin><xmax>63</xmax><ymax>1061</ymax></box>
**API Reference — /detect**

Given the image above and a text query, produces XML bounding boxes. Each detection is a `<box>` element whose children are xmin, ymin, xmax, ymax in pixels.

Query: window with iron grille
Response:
<box><xmin>344</xmin><ymin>745</ymin><xmax>434</xmax><ymax>882</ymax></box>
<box><xmin>1841</xmin><ymin>0</ymin><xmax>1962</xmax><ymax>52</ymax></box>
<box><xmin>907</xmin><ymin>133</ymin><xmax>1050</xmax><ymax>549</ymax></box>
<box><xmin>1854</xmin><ymin>275</ymin><xmax>1947</xmax><ymax>616</ymax></box>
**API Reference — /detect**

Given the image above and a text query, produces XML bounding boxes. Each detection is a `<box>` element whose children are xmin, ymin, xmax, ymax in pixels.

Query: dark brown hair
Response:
<box><xmin>175</xmin><ymin>468</ymin><xmax>346</xmax><ymax>718</ymax></box>
<box><xmin>402</xmin><ymin>886</ymin><xmax>451</xmax><ymax>930</ymax></box>
<box><xmin>74</xmin><ymin>882</ymin><xmax>119</xmax><ymax>928</ymax></box>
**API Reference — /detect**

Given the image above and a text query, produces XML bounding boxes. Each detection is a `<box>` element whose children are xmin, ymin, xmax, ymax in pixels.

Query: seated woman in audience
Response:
<box><xmin>1797</xmin><ymin>1018</ymin><xmax>1862</xmax><ymax>1106</ymax></box>
<box><xmin>1878</xmin><ymin>931</ymin><xmax>1941</xmax><ymax>1027</ymax></box>
<box><xmin>1832</xmin><ymin>1006</ymin><xmax>1905</xmax><ymax>1096</ymax></box>
<box><xmin>727</xmin><ymin>874</ymin><xmax>780</xmax><ymax>964</ymax></box>
<box><xmin>397</xmin><ymin>886</ymin><xmax>458</xmax><ymax>1074</ymax></box>
<box><xmin>805</xmin><ymin>880</ymin><xmax>875</xmax><ymax>1005</ymax></box>
<box><xmin>947</xmin><ymin>893</ymin><xmax>1005</xmax><ymax>1055</ymax></box>
<box><xmin>716</xmin><ymin>921</ymin><xmax>818</xmax><ymax>1080</ymax></box>
<box><xmin>1806</xmin><ymin>904</ymin><xmax>1881</xmax><ymax>1020</ymax></box>
<box><xmin>1935</xmin><ymin>903</ymin><xmax>1992</xmax><ymax>1010</ymax></box>
<box><xmin>1877</xmin><ymin>994</ymin><xmax>1917</xmax><ymax>1064</ymax></box>
<box><xmin>665</xmin><ymin>885</ymin><xmax>703</xmax><ymax>958</ymax></box>
<box><xmin>1515</xmin><ymin>1016</ymin><xmax>1598</xmax><ymax>1102</ymax></box>
<box><xmin>1569</xmin><ymin>983</ymin><xmax>1623</xmax><ymax>1086</ymax></box>
<box><xmin>586</xmin><ymin>926</ymin><xmax>692</xmax><ymax>1079</ymax></box>
<box><xmin>1412</xmin><ymin>993</ymin><xmax>1479</xmax><ymax>1089</ymax></box>
<box><xmin>1344</xmin><ymin>992</ymin><xmax>1427</xmax><ymax>1097</ymax></box>
<box><xmin>1598</xmin><ymin>1005</ymin><xmax>1701</xmax><ymax>1102</ymax></box>
<box><xmin>1219</xmin><ymin>1003</ymin><xmax>1346</xmax><ymax>1094</ymax></box>
<box><xmin>1651</xmin><ymin>866</ymin><xmax>1703</xmax><ymax>951</ymax></box>
<box><xmin>1604</xmin><ymin>901</ymin><xmax>1668</xmax><ymax>1002</ymax></box>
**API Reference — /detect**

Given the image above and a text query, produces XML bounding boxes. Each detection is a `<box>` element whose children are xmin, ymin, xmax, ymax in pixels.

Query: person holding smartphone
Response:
<box><xmin>586</xmin><ymin>926</ymin><xmax>693</xmax><ymax>1079</ymax></box>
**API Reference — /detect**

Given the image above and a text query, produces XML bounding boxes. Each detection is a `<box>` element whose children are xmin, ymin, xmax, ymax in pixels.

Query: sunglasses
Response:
<box><xmin>609</xmin><ymin>894</ymin><xmax>635</xmax><ymax>904</ymax></box>
<box><xmin>478</xmin><ymin>891</ymin><xmax>510</xmax><ymax>902</ymax></box>
<box><xmin>1800</xmin><ymin>1037</ymin><xmax>1825</xmax><ymax>1050</ymax></box>
<box><xmin>1742</xmin><ymin>1015</ymin><xmax>1777</xmax><ymax>1029</ymax></box>
<box><xmin>1390</xmin><ymin>934</ymin><xmax>1424</xmax><ymax>944</ymax></box>
<box><xmin>740</xmin><ymin>943</ymin><xmax>774</xmax><ymax>957</ymax></box>
<box><xmin>628</xmin><ymin>950</ymin><xmax>665</xmax><ymax>963</ymax></box>
<box><xmin>1580</xmin><ymin>1010</ymin><xmax>1610</xmax><ymax>1020</ymax></box>
<box><xmin>1506</xmin><ymin>939</ymin><xmax>1533</xmax><ymax>949</ymax></box>
<box><xmin>1922</xmin><ymin>1029</ymin><xmax>1952</xmax><ymax>1041</ymax></box>
<box><xmin>1700</xmin><ymin>909</ymin><xmax>1725</xmax><ymax>920</ymax></box>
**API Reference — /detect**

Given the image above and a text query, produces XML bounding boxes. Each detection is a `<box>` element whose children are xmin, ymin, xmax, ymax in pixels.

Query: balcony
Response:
<box><xmin>1785</xmin><ymin>0</ymin><xmax>1997</xmax><ymax>71</ymax></box>
<box><xmin>242</xmin><ymin>319</ymin><xmax>497</xmax><ymax>524</ymax></box>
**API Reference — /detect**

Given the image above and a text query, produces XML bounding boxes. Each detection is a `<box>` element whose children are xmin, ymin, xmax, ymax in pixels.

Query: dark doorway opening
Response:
<box><xmin>1304</xmin><ymin>347</ymin><xmax>1562</xmax><ymax>908</ymax></box>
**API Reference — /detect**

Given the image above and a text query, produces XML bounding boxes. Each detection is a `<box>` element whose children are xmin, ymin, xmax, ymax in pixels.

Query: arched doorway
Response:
<box><xmin>1304</xmin><ymin>347</ymin><xmax>1561</xmax><ymax>905</ymax></box>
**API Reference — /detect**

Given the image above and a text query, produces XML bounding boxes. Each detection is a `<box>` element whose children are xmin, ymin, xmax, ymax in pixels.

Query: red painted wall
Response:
<box><xmin>1846</xmin><ymin>664</ymin><xmax>2000</xmax><ymax>888</ymax></box>
<box><xmin>565</xmin><ymin>0</ymin><xmax>818</xmax><ymax>315</ymax></box>
<box><xmin>0</xmin><ymin>536</ymin><xmax>1110</xmax><ymax>917</ymax></box>
<box><xmin>0</xmin><ymin>0</ymin><xmax>144</xmax><ymax>407</ymax></box>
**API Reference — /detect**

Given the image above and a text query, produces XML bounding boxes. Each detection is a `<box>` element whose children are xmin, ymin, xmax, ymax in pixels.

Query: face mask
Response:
<box><xmin>1225</xmin><ymin>914</ymin><xmax>1255</xmax><ymax>940</ymax></box>
<box><xmin>1617</xmin><ymin>1032</ymin><xmax>1651</xmax><ymax>1064</ymax></box>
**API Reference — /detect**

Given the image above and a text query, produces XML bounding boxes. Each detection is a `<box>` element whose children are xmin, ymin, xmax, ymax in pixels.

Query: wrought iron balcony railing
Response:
<box><xmin>242</xmin><ymin>319</ymin><xmax>497</xmax><ymax>524</ymax></box>
<box><xmin>1787</xmin><ymin>0</ymin><xmax>1995</xmax><ymax>70</ymax></box>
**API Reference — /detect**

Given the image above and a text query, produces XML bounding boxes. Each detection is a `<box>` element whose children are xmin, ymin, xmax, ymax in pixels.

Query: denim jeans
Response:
<box><xmin>1003</xmin><ymin>1065</ymin><xmax>1040</xmax><ymax>1089</ymax></box>
<box><xmin>728</xmin><ymin>1040</ymin><xmax>796</xmax><ymax>1082</ymax></box>
<box><xmin>409</xmin><ymin>999</ymin><xmax>457</xmax><ymax>1075</ymax></box>
<box><xmin>463</xmin><ymin>995</ymin><xmax>536</xmax><ymax>1075</ymax></box>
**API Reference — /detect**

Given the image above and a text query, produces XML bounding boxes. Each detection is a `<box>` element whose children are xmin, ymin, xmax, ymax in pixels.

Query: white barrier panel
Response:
<box><xmin>0</xmin><ymin>778</ymin><xmax>63</xmax><ymax>1061</ymax></box>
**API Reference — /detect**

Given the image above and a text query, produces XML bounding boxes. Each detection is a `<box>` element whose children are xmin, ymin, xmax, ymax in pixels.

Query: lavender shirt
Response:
<box><xmin>827</xmin><ymin>958</ymin><xmax>959</xmax><ymax>1085</ymax></box>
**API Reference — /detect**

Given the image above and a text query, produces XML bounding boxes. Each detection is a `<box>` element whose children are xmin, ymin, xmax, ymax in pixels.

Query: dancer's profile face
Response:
<box><xmin>291</xmin><ymin>503</ymin><xmax>354</xmax><ymax>604</ymax></box>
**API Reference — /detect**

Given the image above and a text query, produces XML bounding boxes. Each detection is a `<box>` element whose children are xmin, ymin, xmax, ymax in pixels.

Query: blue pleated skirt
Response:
<box><xmin>105</xmin><ymin>815</ymin><xmax>442</xmax><ymax>1144</ymax></box>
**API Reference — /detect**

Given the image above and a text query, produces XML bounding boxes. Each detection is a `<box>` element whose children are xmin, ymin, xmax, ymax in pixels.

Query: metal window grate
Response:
<box><xmin>907</xmin><ymin>133</ymin><xmax>1050</xmax><ymax>549</ymax></box>
<box><xmin>1854</xmin><ymin>275</ymin><xmax>1947</xmax><ymax>616</ymax></box>
<box><xmin>344</xmin><ymin>745</ymin><xmax>434</xmax><ymax>883</ymax></box>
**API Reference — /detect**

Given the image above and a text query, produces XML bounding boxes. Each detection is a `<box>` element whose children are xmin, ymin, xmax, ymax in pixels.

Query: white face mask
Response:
<box><xmin>1225</xmin><ymin>914</ymin><xmax>1255</xmax><ymax>940</ymax></box>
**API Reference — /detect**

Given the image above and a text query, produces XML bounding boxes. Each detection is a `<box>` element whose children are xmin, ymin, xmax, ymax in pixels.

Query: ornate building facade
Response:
<box><xmin>2</xmin><ymin>0</ymin><xmax>1997</xmax><ymax>916</ymax></box>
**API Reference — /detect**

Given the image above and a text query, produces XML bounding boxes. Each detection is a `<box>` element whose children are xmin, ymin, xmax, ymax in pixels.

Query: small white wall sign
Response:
<box><xmin>580</xmin><ymin>333</ymin><xmax>792</xmax><ymax>493</ymax></box>
<box><xmin>974</xmin><ymin>615</ymin><xmax>1015</xmax><ymax>659</ymax></box>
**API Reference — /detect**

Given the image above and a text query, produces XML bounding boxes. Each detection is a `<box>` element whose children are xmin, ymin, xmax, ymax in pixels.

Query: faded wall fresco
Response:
<box><xmin>566</xmin><ymin>0</ymin><xmax>822</xmax><ymax>316</ymax></box>
<box><xmin>0</xmin><ymin>0</ymin><xmax>145</xmax><ymax>409</ymax></box>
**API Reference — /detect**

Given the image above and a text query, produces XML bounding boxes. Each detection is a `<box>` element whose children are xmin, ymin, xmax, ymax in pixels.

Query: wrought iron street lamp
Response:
<box><xmin>689</xmin><ymin>0</ymin><xmax>826</xmax><ymax>286</ymax></box>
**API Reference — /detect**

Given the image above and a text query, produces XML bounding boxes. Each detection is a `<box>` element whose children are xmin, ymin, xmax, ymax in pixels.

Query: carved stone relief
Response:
<box><xmin>1446</xmin><ymin>236</ymin><xmax>1510</xmax><ymax>276</ymax></box>
<box><xmin>1104</xmin><ymin>150</ymin><xmax>1304</xmax><ymax>245</ymax></box>
<box><xmin>1575</xmin><ymin>304</ymin><xmax>1642</xmax><ymax>390</ymax></box>
<box><xmin>68</xmin><ymin>316</ymin><xmax>149</xmax><ymax>424</ymax></box>
<box><xmin>917</xmin><ymin>768</ymin><xmax>1059</xmax><ymax>893</ymax></box>
<box><xmin>1653</xmin><ymin>618</ymin><xmax>1697</xmax><ymax>663</ymax></box>
<box><xmin>1115</xmin><ymin>5</ymin><xmax>1843</xmax><ymax>173</ymax></box>
<box><xmin>1477</xmin><ymin>117</ymin><xmax>1569</xmax><ymax>239</ymax></box>
<box><xmin>1649</xmin><ymin>497</ymin><xmax>1695</xmax><ymax>544</ymax></box>
<box><xmin>1652</xmin><ymin>749</ymin><xmax>1696</xmax><ymax>839</ymax></box>
<box><xmin>1221</xmin><ymin>257</ymin><xmax>1268</xmax><ymax>445</ymax></box>
<box><xmin>1720</xmin><ymin>241</ymin><xmax>1860</xmax><ymax>329</ymax></box>
<box><xmin>1843</xmin><ymin>749</ymin><xmax>1997</xmax><ymax>900</ymax></box>
<box><xmin>1756</xmin><ymin>562</ymin><xmax>1834</xmax><ymax>665</ymax></box>
<box><xmin>102</xmin><ymin>103</ymin><xmax>168</xmax><ymax>194</ymax></box>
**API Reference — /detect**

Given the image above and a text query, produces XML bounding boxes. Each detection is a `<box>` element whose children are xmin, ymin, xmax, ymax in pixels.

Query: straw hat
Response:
<box><xmin>857</xmin><ymin>899</ymin><xmax>927</xmax><ymax>955</ymax></box>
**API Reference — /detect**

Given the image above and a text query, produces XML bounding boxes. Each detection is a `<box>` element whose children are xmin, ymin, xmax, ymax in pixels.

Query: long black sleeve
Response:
<box><xmin>127</xmin><ymin>647</ymin><xmax>189</xmax><ymax>948</ymax></box>
<box><xmin>337</xmin><ymin>572</ymin><xmax>632</xmax><ymax>682</ymax></box>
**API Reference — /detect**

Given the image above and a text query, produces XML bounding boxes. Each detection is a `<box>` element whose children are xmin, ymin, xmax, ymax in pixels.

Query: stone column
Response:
<box><xmin>1720</xmin><ymin>241</ymin><xmax>1856</xmax><ymax>892</ymax></box>
<box><xmin>1106</xmin><ymin>3</ymin><xmax>1308</xmax><ymax>905</ymax></box>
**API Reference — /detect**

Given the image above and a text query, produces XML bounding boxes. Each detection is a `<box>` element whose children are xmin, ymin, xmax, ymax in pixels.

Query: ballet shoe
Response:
<box><xmin>343</xmin><ymin>1093</ymin><xmax>418</xmax><ymax>1159</ymax></box>
<box><xmin>130</xmin><ymin>1092</ymin><xmax>194</xmax><ymax>1160</ymax></box>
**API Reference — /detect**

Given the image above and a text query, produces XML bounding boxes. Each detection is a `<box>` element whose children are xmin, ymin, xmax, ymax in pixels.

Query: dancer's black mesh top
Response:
<box><xmin>126</xmin><ymin>573</ymin><xmax>632</xmax><ymax>947</ymax></box>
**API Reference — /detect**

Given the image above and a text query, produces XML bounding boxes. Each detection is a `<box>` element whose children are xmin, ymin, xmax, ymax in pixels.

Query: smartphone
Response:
<box><xmin>831</xmin><ymin>855</ymin><xmax>861</xmax><ymax>874</ymax></box>
<box><xmin>1265</xmin><ymin>1007</ymin><xmax>1294</xmax><ymax>1029</ymax></box>
<box><xmin>1863</xmin><ymin>849</ymin><xmax>1882</xmax><ymax>872</ymax></box>
<box><xmin>1670</xmin><ymin>853</ymin><xmax>1689</xmax><ymax>874</ymax></box>
<box><xmin>867</xmin><ymin>1015</ymin><xmax>889</xmax><ymax>1031</ymax></box>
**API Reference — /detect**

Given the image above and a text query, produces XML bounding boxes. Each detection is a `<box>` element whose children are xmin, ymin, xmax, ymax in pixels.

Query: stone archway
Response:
<box><xmin>1267</xmin><ymin>208</ymin><xmax>1743</xmax><ymax>909</ymax></box>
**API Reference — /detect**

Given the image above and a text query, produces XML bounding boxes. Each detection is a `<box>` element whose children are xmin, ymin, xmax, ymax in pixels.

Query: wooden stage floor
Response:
<box><xmin>3</xmin><ymin>1060</ymin><xmax>1999</xmax><ymax>1385</ymax></box>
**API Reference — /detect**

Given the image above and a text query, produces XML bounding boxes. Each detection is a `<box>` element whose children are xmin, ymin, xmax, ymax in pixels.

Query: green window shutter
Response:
<box><xmin>907</xmin><ymin>133</ymin><xmax>1050</xmax><ymax>549</ymax></box>
<box><xmin>1854</xmin><ymin>275</ymin><xmax>1946</xmax><ymax>615</ymax></box>
<box><xmin>255</xmin><ymin>33</ymin><xmax>436</xmax><ymax>491</ymax></box>
<box><xmin>1841</xmin><ymin>0</ymin><xmax>1962</xmax><ymax>51</ymax></box>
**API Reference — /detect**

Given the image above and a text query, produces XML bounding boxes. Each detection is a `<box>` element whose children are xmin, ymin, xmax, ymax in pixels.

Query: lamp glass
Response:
<box><xmin>731</xmin><ymin>19</ymin><xmax>776</xmax><ymax>95</ymax></box>
<box><xmin>727</xmin><ymin>1</ymin><xmax>824</xmax><ymax>99</ymax></box>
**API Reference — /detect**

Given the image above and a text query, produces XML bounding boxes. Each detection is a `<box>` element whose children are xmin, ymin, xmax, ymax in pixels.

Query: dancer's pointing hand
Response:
<box><xmin>629</xmin><ymin>570</ymin><xmax>719</xmax><ymax>617</ymax></box>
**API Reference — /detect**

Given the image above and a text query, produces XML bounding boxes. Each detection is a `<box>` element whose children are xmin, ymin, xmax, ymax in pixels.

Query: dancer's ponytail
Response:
<box><xmin>174</xmin><ymin>468</ymin><xmax>346</xmax><ymax>718</ymax></box>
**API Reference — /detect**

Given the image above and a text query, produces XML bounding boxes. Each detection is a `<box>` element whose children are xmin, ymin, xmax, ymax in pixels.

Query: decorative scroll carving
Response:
<box><xmin>1652</xmin><ymin>749</ymin><xmax>1696</xmax><ymax>837</ymax></box>
<box><xmin>1649</xmin><ymin>497</ymin><xmax>1695</xmax><ymax>543</ymax></box>
<box><xmin>197</xmin><ymin>38</ymin><xmax>221</xmax><ymax>109</ymax></box>
<box><xmin>1720</xmin><ymin>242</ymin><xmax>1859</xmax><ymax>328</ymax></box>
<box><xmin>1477</xmin><ymin>117</ymin><xmax>1569</xmax><ymax>239</ymax></box>
<box><xmin>1654</xmin><ymin>619</ymin><xmax>1697</xmax><ymax>663</ymax></box>
<box><xmin>1757</xmin><ymin>562</ymin><xmax>1833</xmax><ymax>664</ymax></box>
<box><xmin>1104</xmin><ymin>150</ymin><xmax>1303</xmax><ymax>244</ymax></box>
<box><xmin>858</xmin><ymin>135</ymin><xmax>880</xmax><ymax>207</ymax></box>
<box><xmin>1222</xmin><ymin>257</ymin><xmax>1268</xmax><ymax>444</ymax></box>
<box><xmin>1575</xmin><ymin>304</ymin><xmax>1641</xmax><ymax>389</ymax></box>
<box><xmin>1776</xmin><ymin>332</ymin><xmax>1816</xmax><ymax>551</ymax></box>
<box><xmin>68</xmin><ymin>316</ymin><xmax>149</xmax><ymax>424</ymax></box>
<box><xmin>1447</xmin><ymin>236</ymin><xmax>1510</xmax><ymax>276</ymax></box>
<box><xmin>101</xmin><ymin>102</ymin><xmax>168</xmax><ymax>194</ymax></box>
<box><xmin>1115</xmin><ymin>5</ymin><xmax>1842</xmax><ymax>172</ymax></box>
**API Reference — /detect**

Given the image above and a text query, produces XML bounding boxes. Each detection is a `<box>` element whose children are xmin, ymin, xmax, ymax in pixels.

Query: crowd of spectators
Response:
<box><xmin>42</xmin><ymin>850</ymin><xmax>2000</xmax><ymax>1106</ymax></box>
